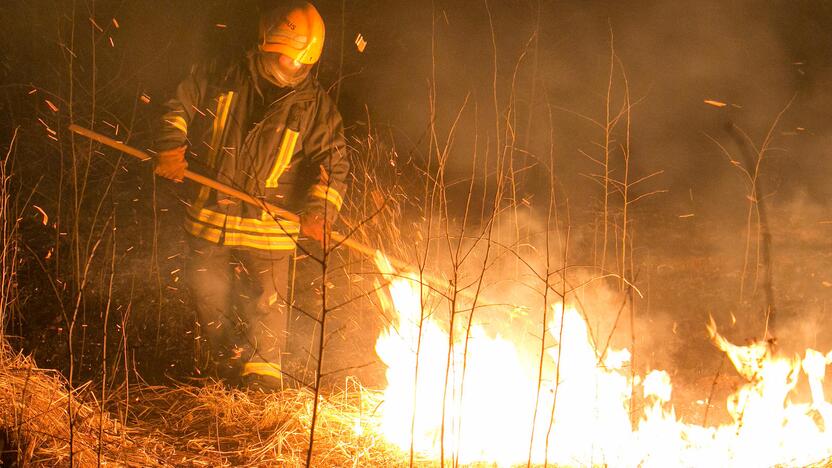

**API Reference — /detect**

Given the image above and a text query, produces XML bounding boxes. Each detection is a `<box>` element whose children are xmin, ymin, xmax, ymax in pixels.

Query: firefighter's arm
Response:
<box><xmin>300</xmin><ymin>91</ymin><xmax>349</xmax><ymax>238</ymax></box>
<box><xmin>154</xmin><ymin>65</ymin><xmax>206</xmax><ymax>181</ymax></box>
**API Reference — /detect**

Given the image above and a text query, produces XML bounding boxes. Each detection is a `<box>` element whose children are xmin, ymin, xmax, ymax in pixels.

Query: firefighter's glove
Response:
<box><xmin>154</xmin><ymin>145</ymin><xmax>188</xmax><ymax>182</ymax></box>
<box><xmin>300</xmin><ymin>212</ymin><xmax>331</xmax><ymax>247</ymax></box>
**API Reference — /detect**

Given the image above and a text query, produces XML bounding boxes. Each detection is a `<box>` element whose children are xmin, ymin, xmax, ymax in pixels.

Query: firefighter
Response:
<box><xmin>153</xmin><ymin>1</ymin><xmax>348</xmax><ymax>391</ymax></box>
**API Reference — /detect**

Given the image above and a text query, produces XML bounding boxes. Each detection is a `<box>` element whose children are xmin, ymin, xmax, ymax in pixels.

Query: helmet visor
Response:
<box><xmin>257</xmin><ymin>51</ymin><xmax>311</xmax><ymax>88</ymax></box>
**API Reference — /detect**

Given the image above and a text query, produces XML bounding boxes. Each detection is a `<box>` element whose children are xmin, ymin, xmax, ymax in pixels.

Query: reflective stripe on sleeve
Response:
<box><xmin>310</xmin><ymin>184</ymin><xmax>344</xmax><ymax>211</ymax></box>
<box><xmin>163</xmin><ymin>114</ymin><xmax>188</xmax><ymax>134</ymax></box>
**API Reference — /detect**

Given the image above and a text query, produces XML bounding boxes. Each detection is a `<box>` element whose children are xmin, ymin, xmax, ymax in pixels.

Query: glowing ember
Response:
<box><xmin>372</xmin><ymin>253</ymin><xmax>832</xmax><ymax>466</ymax></box>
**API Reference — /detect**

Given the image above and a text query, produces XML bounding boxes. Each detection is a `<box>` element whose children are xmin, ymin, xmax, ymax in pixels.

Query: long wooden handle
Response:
<box><xmin>68</xmin><ymin>124</ymin><xmax>300</xmax><ymax>222</ymax></box>
<box><xmin>68</xmin><ymin>124</ymin><xmax>458</xmax><ymax>297</ymax></box>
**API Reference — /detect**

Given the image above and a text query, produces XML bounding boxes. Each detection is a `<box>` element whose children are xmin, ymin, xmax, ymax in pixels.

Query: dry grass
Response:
<box><xmin>119</xmin><ymin>378</ymin><xmax>405</xmax><ymax>467</ymax></box>
<box><xmin>0</xmin><ymin>349</ymin><xmax>167</xmax><ymax>466</ymax></box>
<box><xmin>0</xmin><ymin>348</ymin><xmax>408</xmax><ymax>467</ymax></box>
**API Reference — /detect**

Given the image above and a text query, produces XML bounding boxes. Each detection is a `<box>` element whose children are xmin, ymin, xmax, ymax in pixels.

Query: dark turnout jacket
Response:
<box><xmin>156</xmin><ymin>54</ymin><xmax>348</xmax><ymax>251</ymax></box>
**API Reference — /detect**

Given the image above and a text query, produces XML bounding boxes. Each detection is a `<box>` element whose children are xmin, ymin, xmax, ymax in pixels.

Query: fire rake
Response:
<box><xmin>68</xmin><ymin>124</ymin><xmax>485</xmax><ymax>305</ymax></box>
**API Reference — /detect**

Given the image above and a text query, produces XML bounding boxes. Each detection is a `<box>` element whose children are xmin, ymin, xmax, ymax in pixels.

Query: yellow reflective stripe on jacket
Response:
<box><xmin>194</xmin><ymin>91</ymin><xmax>235</xmax><ymax>212</ymax></box>
<box><xmin>163</xmin><ymin>114</ymin><xmax>188</xmax><ymax>134</ymax></box>
<box><xmin>185</xmin><ymin>218</ymin><xmax>298</xmax><ymax>251</ymax></box>
<box><xmin>209</xmin><ymin>92</ymin><xmax>234</xmax><ymax>160</ymax></box>
<box><xmin>265</xmin><ymin>129</ymin><xmax>299</xmax><ymax>188</ymax></box>
<box><xmin>310</xmin><ymin>184</ymin><xmax>344</xmax><ymax>211</ymax></box>
<box><xmin>188</xmin><ymin>206</ymin><xmax>300</xmax><ymax>235</ymax></box>
<box><xmin>185</xmin><ymin>205</ymin><xmax>299</xmax><ymax>251</ymax></box>
<box><xmin>242</xmin><ymin>362</ymin><xmax>282</xmax><ymax>380</ymax></box>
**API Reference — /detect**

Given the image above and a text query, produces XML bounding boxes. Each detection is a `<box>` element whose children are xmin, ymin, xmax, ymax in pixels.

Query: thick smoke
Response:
<box><xmin>344</xmin><ymin>0</ymin><xmax>832</xmax><ymax>381</ymax></box>
<box><xmin>2</xmin><ymin>0</ymin><xmax>830</xmax><ymax>397</ymax></box>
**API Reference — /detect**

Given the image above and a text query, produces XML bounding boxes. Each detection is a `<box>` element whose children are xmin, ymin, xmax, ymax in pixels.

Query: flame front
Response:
<box><xmin>372</xmin><ymin>254</ymin><xmax>832</xmax><ymax>466</ymax></box>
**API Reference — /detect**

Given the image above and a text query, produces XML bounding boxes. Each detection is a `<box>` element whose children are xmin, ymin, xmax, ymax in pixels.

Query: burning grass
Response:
<box><xmin>0</xmin><ymin>347</ymin><xmax>408</xmax><ymax>466</ymax></box>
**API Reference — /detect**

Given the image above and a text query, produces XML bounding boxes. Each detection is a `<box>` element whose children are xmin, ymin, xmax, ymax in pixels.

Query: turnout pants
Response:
<box><xmin>186</xmin><ymin>236</ymin><xmax>291</xmax><ymax>383</ymax></box>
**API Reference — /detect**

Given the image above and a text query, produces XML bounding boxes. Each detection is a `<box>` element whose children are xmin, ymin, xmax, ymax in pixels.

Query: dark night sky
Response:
<box><xmin>3</xmin><ymin>0</ymin><xmax>831</xmax><ymax>209</ymax></box>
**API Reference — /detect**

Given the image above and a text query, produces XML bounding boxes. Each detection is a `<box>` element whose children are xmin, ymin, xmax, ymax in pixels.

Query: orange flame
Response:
<box><xmin>372</xmin><ymin>254</ymin><xmax>832</xmax><ymax>466</ymax></box>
